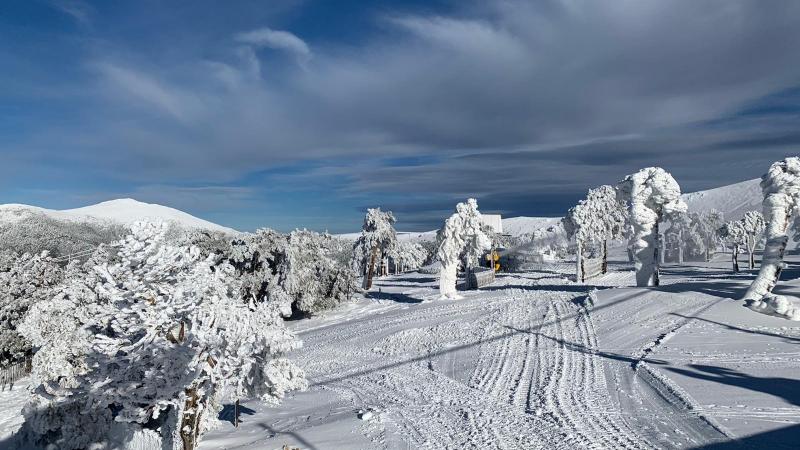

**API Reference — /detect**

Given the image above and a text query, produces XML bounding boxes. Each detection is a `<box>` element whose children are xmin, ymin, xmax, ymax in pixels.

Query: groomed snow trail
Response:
<box><xmin>284</xmin><ymin>270</ymin><xmax>650</xmax><ymax>449</ymax></box>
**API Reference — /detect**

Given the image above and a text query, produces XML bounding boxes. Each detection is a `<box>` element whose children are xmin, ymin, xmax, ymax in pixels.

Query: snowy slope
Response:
<box><xmin>682</xmin><ymin>178</ymin><xmax>762</xmax><ymax>221</ymax></box>
<box><xmin>501</xmin><ymin>216</ymin><xmax>561</xmax><ymax>236</ymax></box>
<box><xmin>0</xmin><ymin>199</ymin><xmax>236</xmax><ymax>233</ymax></box>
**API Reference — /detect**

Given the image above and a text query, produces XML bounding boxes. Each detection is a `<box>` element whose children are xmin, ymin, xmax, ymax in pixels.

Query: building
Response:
<box><xmin>480</xmin><ymin>214</ymin><xmax>503</xmax><ymax>234</ymax></box>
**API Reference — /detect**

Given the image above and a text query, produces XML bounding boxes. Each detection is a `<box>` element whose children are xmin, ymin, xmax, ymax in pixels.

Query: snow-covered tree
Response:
<box><xmin>745</xmin><ymin>157</ymin><xmax>800</xmax><ymax>312</ymax></box>
<box><xmin>719</xmin><ymin>220</ymin><xmax>746</xmax><ymax>273</ymax></box>
<box><xmin>285</xmin><ymin>229</ymin><xmax>358</xmax><ymax>314</ymax></box>
<box><xmin>17</xmin><ymin>222</ymin><xmax>306</xmax><ymax>450</ymax></box>
<box><xmin>389</xmin><ymin>241</ymin><xmax>430</xmax><ymax>273</ymax></box>
<box><xmin>692</xmin><ymin>210</ymin><xmax>724</xmax><ymax>261</ymax></box>
<box><xmin>617</xmin><ymin>167</ymin><xmax>687</xmax><ymax>287</ymax></box>
<box><xmin>226</xmin><ymin>228</ymin><xmax>358</xmax><ymax>317</ymax></box>
<box><xmin>0</xmin><ymin>251</ymin><xmax>64</xmax><ymax>366</ymax></box>
<box><xmin>351</xmin><ymin>208</ymin><xmax>397</xmax><ymax>290</ymax></box>
<box><xmin>664</xmin><ymin>211</ymin><xmax>691</xmax><ymax>264</ymax></box>
<box><xmin>563</xmin><ymin>185</ymin><xmax>628</xmax><ymax>281</ymax></box>
<box><xmin>741</xmin><ymin>210</ymin><xmax>766</xmax><ymax>269</ymax></box>
<box><xmin>437</xmin><ymin>199</ymin><xmax>491</xmax><ymax>299</ymax></box>
<box><xmin>0</xmin><ymin>213</ymin><xmax>125</xmax><ymax>260</ymax></box>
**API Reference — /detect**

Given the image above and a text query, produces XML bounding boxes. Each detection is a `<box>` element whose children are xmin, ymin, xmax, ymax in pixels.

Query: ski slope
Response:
<box><xmin>193</xmin><ymin>259</ymin><xmax>799</xmax><ymax>449</ymax></box>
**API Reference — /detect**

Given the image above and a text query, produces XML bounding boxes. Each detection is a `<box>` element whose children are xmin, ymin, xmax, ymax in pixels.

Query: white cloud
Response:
<box><xmin>235</xmin><ymin>27</ymin><xmax>312</xmax><ymax>65</ymax></box>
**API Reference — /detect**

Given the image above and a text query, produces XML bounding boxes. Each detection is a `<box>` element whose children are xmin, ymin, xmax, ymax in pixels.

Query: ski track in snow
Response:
<box><xmin>280</xmin><ymin>269</ymin><xmax>665</xmax><ymax>449</ymax></box>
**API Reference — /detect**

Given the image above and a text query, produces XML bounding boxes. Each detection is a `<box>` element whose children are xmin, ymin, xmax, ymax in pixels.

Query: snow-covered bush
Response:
<box><xmin>563</xmin><ymin>185</ymin><xmax>628</xmax><ymax>281</ymax></box>
<box><xmin>351</xmin><ymin>208</ymin><xmax>397</xmax><ymax>289</ymax></box>
<box><xmin>617</xmin><ymin>167</ymin><xmax>687</xmax><ymax>287</ymax></box>
<box><xmin>0</xmin><ymin>251</ymin><xmax>64</xmax><ymax>366</ymax></box>
<box><xmin>0</xmin><ymin>213</ymin><xmax>126</xmax><ymax>260</ymax></box>
<box><xmin>437</xmin><ymin>199</ymin><xmax>491</xmax><ymax>299</ymax></box>
<box><xmin>17</xmin><ymin>221</ymin><xmax>306</xmax><ymax>450</ymax></box>
<box><xmin>745</xmin><ymin>157</ymin><xmax>800</xmax><ymax>304</ymax></box>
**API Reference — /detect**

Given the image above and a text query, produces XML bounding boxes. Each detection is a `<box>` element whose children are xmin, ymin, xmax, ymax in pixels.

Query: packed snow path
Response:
<box><xmin>197</xmin><ymin>260</ymin><xmax>800</xmax><ymax>449</ymax></box>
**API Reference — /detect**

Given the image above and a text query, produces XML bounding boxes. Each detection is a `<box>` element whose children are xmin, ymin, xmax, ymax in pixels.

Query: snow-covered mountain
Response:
<box><xmin>682</xmin><ymin>178</ymin><xmax>761</xmax><ymax>221</ymax></box>
<box><xmin>0</xmin><ymin>198</ymin><xmax>236</xmax><ymax>233</ymax></box>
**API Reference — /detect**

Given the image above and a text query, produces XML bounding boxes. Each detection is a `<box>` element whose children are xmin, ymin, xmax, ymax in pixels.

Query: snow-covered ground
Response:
<box><xmin>198</xmin><ymin>256</ymin><xmax>800</xmax><ymax>449</ymax></box>
<box><xmin>1</xmin><ymin>255</ymin><xmax>798</xmax><ymax>448</ymax></box>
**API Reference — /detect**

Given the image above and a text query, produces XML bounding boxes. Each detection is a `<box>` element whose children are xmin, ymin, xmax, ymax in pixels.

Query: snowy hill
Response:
<box><xmin>682</xmin><ymin>178</ymin><xmax>762</xmax><ymax>221</ymax></box>
<box><xmin>0</xmin><ymin>198</ymin><xmax>236</xmax><ymax>233</ymax></box>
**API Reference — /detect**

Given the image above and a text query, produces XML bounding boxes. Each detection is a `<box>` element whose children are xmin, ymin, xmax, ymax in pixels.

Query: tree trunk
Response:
<box><xmin>363</xmin><ymin>246</ymin><xmax>378</xmax><ymax>290</ymax></box>
<box><xmin>678</xmin><ymin>229</ymin><xmax>684</xmax><ymax>264</ymax></box>
<box><xmin>744</xmin><ymin>195</ymin><xmax>792</xmax><ymax>301</ymax></box>
<box><xmin>659</xmin><ymin>232</ymin><xmax>666</xmax><ymax>265</ymax></box>
<box><xmin>575</xmin><ymin>240</ymin><xmax>584</xmax><ymax>283</ymax></box>
<box><xmin>732</xmin><ymin>244</ymin><xmax>740</xmax><ymax>273</ymax></box>
<box><xmin>234</xmin><ymin>399</ymin><xmax>240</xmax><ymax>428</ymax></box>
<box><xmin>653</xmin><ymin>219</ymin><xmax>660</xmax><ymax>287</ymax></box>
<box><xmin>747</xmin><ymin>235</ymin><xmax>756</xmax><ymax>269</ymax></box>
<box><xmin>180</xmin><ymin>388</ymin><xmax>203</xmax><ymax>450</ymax></box>
<box><xmin>601</xmin><ymin>240</ymin><xmax>608</xmax><ymax>274</ymax></box>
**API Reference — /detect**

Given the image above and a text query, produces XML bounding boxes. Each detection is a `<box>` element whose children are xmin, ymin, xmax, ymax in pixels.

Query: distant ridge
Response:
<box><xmin>0</xmin><ymin>198</ymin><xmax>236</xmax><ymax>233</ymax></box>
<box><xmin>682</xmin><ymin>178</ymin><xmax>762</xmax><ymax>221</ymax></box>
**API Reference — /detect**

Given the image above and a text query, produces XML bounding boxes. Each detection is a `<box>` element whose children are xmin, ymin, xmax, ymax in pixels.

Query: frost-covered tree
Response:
<box><xmin>437</xmin><ymin>199</ymin><xmax>491</xmax><ymax>299</ymax></box>
<box><xmin>664</xmin><ymin>211</ymin><xmax>690</xmax><ymax>264</ymax></box>
<box><xmin>563</xmin><ymin>185</ymin><xmax>628</xmax><ymax>281</ymax></box>
<box><xmin>351</xmin><ymin>208</ymin><xmax>397</xmax><ymax>289</ymax></box>
<box><xmin>692</xmin><ymin>210</ymin><xmax>724</xmax><ymax>261</ymax></box>
<box><xmin>0</xmin><ymin>251</ymin><xmax>64</xmax><ymax>366</ymax></box>
<box><xmin>286</xmin><ymin>229</ymin><xmax>359</xmax><ymax>314</ymax></box>
<box><xmin>390</xmin><ymin>241</ymin><xmax>430</xmax><ymax>273</ymax></box>
<box><xmin>719</xmin><ymin>220</ymin><xmax>746</xmax><ymax>273</ymax></box>
<box><xmin>0</xmin><ymin>213</ymin><xmax>126</xmax><ymax>260</ymax></box>
<box><xmin>17</xmin><ymin>222</ymin><xmax>306</xmax><ymax>450</ymax></box>
<box><xmin>227</xmin><ymin>228</ymin><xmax>358</xmax><ymax>316</ymax></box>
<box><xmin>617</xmin><ymin>167</ymin><xmax>687</xmax><ymax>287</ymax></box>
<box><xmin>741</xmin><ymin>210</ymin><xmax>766</xmax><ymax>269</ymax></box>
<box><xmin>744</xmin><ymin>157</ymin><xmax>800</xmax><ymax>311</ymax></box>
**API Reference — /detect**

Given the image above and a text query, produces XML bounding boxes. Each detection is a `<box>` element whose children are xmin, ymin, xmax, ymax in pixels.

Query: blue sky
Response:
<box><xmin>1</xmin><ymin>1</ymin><xmax>800</xmax><ymax>232</ymax></box>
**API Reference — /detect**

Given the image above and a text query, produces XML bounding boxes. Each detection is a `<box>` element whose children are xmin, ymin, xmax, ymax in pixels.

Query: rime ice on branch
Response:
<box><xmin>617</xmin><ymin>167</ymin><xmax>686</xmax><ymax>287</ymax></box>
<box><xmin>437</xmin><ymin>199</ymin><xmax>491</xmax><ymax>299</ymax></box>
<box><xmin>744</xmin><ymin>157</ymin><xmax>800</xmax><ymax>320</ymax></box>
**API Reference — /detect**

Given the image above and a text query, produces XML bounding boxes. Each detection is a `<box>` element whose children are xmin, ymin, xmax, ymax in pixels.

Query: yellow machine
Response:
<box><xmin>485</xmin><ymin>251</ymin><xmax>501</xmax><ymax>272</ymax></box>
